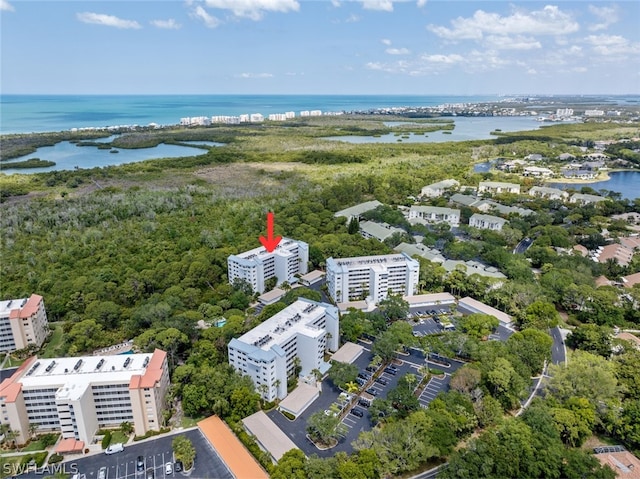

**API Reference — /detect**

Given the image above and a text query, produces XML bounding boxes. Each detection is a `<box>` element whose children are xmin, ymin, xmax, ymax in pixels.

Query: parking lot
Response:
<box><xmin>412</xmin><ymin>316</ymin><xmax>443</xmax><ymax>336</ymax></box>
<box><xmin>17</xmin><ymin>429</ymin><xmax>232</xmax><ymax>479</ymax></box>
<box><xmin>418</xmin><ymin>374</ymin><xmax>451</xmax><ymax>408</ymax></box>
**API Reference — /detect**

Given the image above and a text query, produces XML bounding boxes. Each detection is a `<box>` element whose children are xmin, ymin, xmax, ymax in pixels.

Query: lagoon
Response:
<box><xmin>548</xmin><ymin>171</ymin><xmax>640</xmax><ymax>200</ymax></box>
<box><xmin>324</xmin><ymin>116</ymin><xmax>543</xmax><ymax>144</ymax></box>
<box><xmin>0</xmin><ymin>141</ymin><xmax>220</xmax><ymax>175</ymax></box>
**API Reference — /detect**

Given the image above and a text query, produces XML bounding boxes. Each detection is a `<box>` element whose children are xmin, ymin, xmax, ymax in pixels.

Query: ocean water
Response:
<box><xmin>0</xmin><ymin>94</ymin><xmax>500</xmax><ymax>134</ymax></box>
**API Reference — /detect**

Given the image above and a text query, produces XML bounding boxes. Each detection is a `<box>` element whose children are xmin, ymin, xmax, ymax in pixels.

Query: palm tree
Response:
<box><xmin>5</xmin><ymin>428</ymin><xmax>19</xmax><ymax>451</ymax></box>
<box><xmin>257</xmin><ymin>384</ymin><xmax>268</xmax><ymax>399</ymax></box>
<box><xmin>311</xmin><ymin>368</ymin><xmax>323</xmax><ymax>384</ymax></box>
<box><xmin>345</xmin><ymin>381</ymin><xmax>360</xmax><ymax>394</ymax></box>
<box><xmin>28</xmin><ymin>422</ymin><xmax>38</xmax><ymax>441</ymax></box>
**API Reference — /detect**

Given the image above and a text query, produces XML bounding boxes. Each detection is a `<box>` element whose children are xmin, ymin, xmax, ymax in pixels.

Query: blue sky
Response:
<box><xmin>1</xmin><ymin>0</ymin><xmax>639</xmax><ymax>94</ymax></box>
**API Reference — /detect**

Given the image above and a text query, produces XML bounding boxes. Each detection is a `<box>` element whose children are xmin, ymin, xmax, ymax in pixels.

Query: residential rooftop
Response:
<box><xmin>334</xmin><ymin>200</ymin><xmax>382</xmax><ymax>219</ymax></box>
<box><xmin>236</xmin><ymin>299</ymin><xmax>332</xmax><ymax>351</ymax></box>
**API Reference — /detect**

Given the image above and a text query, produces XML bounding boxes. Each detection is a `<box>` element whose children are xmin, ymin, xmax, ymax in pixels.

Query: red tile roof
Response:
<box><xmin>129</xmin><ymin>349</ymin><xmax>166</xmax><ymax>390</ymax></box>
<box><xmin>9</xmin><ymin>294</ymin><xmax>42</xmax><ymax>320</ymax></box>
<box><xmin>622</xmin><ymin>272</ymin><xmax>640</xmax><ymax>288</ymax></box>
<box><xmin>0</xmin><ymin>356</ymin><xmax>37</xmax><ymax>403</ymax></box>
<box><xmin>197</xmin><ymin>416</ymin><xmax>269</xmax><ymax>479</ymax></box>
<box><xmin>55</xmin><ymin>438</ymin><xmax>85</xmax><ymax>454</ymax></box>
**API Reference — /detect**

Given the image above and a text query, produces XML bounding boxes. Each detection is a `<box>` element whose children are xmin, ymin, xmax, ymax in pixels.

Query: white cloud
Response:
<box><xmin>190</xmin><ymin>6</ymin><xmax>221</xmax><ymax>28</ymax></box>
<box><xmin>331</xmin><ymin>0</ymin><xmax>341</xmax><ymax>6</ymax></box>
<box><xmin>236</xmin><ymin>72</ymin><xmax>274</xmax><ymax>78</ymax></box>
<box><xmin>417</xmin><ymin>0</ymin><xmax>427</xmax><ymax>7</ymax></box>
<box><xmin>204</xmin><ymin>0</ymin><xmax>299</xmax><ymax>21</ymax></box>
<box><xmin>365</xmin><ymin>62</ymin><xmax>384</xmax><ymax>71</ymax></box>
<box><xmin>346</xmin><ymin>14</ymin><xmax>360</xmax><ymax>23</ymax></box>
<box><xmin>366</xmin><ymin>49</ymin><xmax>512</xmax><ymax>77</ymax></box>
<box><xmin>428</xmin><ymin>5</ymin><xmax>579</xmax><ymax>41</ymax></box>
<box><xmin>386</xmin><ymin>47</ymin><xmax>410</xmax><ymax>55</ymax></box>
<box><xmin>588</xmin><ymin>5</ymin><xmax>618</xmax><ymax>31</ymax></box>
<box><xmin>1</xmin><ymin>0</ymin><xmax>14</xmax><ymax>12</ymax></box>
<box><xmin>484</xmin><ymin>35</ymin><xmax>541</xmax><ymax>50</ymax></box>
<box><xmin>150</xmin><ymin>18</ymin><xmax>182</xmax><ymax>29</ymax></box>
<box><xmin>381</xmin><ymin>38</ymin><xmax>392</xmax><ymax>46</ymax></box>
<box><xmin>585</xmin><ymin>34</ymin><xmax>640</xmax><ymax>57</ymax></box>
<box><xmin>572</xmin><ymin>66</ymin><xmax>587</xmax><ymax>73</ymax></box>
<box><xmin>421</xmin><ymin>53</ymin><xmax>464</xmax><ymax>64</ymax></box>
<box><xmin>76</xmin><ymin>12</ymin><xmax>142</xmax><ymax>29</ymax></box>
<box><xmin>361</xmin><ymin>0</ymin><xmax>394</xmax><ymax>12</ymax></box>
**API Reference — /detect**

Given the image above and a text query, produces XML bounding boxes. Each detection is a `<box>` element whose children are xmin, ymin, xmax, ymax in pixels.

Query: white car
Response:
<box><xmin>165</xmin><ymin>462</ymin><xmax>173</xmax><ymax>475</ymax></box>
<box><xmin>105</xmin><ymin>443</ymin><xmax>124</xmax><ymax>455</ymax></box>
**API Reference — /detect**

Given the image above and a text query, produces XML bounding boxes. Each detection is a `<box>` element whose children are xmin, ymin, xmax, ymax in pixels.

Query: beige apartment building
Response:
<box><xmin>0</xmin><ymin>349</ymin><xmax>169</xmax><ymax>445</ymax></box>
<box><xmin>0</xmin><ymin>295</ymin><xmax>50</xmax><ymax>353</ymax></box>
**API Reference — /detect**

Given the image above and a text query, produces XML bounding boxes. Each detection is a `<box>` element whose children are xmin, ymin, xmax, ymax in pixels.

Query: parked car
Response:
<box><xmin>356</xmin><ymin>377</ymin><xmax>366</xmax><ymax>386</ymax></box>
<box><xmin>136</xmin><ymin>456</ymin><xmax>145</xmax><ymax>473</ymax></box>
<box><xmin>375</xmin><ymin>377</ymin><xmax>389</xmax><ymax>385</ymax></box>
<box><xmin>146</xmin><ymin>468</ymin><xmax>154</xmax><ymax>479</ymax></box>
<box><xmin>174</xmin><ymin>461</ymin><xmax>183</xmax><ymax>473</ymax></box>
<box><xmin>384</xmin><ymin>367</ymin><xmax>397</xmax><ymax>375</ymax></box>
<box><xmin>98</xmin><ymin>468</ymin><xmax>107</xmax><ymax>479</ymax></box>
<box><xmin>365</xmin><ymin>388</ymin><xmax>378</xmax><ymax>396</ymax></box>
<box><xmin>358</xmin><ymin>399</ymin><xmax>371</xmax><ymax>408</ymax></box>
<box><xmin>357</xmin><ymin>372</ymin><xmax>371</xmax><ymax>380</ymax></box>
<box><xmin>105</xmin><ymin>443</ymin><xmax>124</xmax><ymax>455</ymax></box>
<box><xmin>350</xmin><ymin>408</ymin><xmax>364</xmax><ymax>418</ymax></box>
<box><xmin>165</xmin><ymin>462</ymin><xmax>173</xmax><ymax>475</ymax></box>
<box><xmin>365</xmin><ymin>365</ymin><xmax>377</xmax><ymax>373</ymax></box>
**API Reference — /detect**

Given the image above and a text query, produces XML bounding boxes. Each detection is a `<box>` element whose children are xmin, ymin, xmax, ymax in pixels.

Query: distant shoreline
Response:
<box><xmin>544</xmin><ymin>170</ymin><xmax>611</xmax><ymax>185</ymax></box>
<box><xmin>544</xmin><ymin>168</ymin><xmax>640</xmax><ymax>185</ymax></box>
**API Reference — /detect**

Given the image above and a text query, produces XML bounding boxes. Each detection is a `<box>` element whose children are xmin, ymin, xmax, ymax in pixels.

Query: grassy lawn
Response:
<box><xmin>22</xmin><ymin>440</ymin><xmax>46</xmax><ymax>452</ymax></box>
<box><xmin>109</xmin><ymin>430</ymin><xmax>129</xmax><ymax>445</ymax></box>
<box><xmin>181</xmin><ymin>416</ymin><xmax>205</xmax><ymax>428</ymax></box>
<box><xmin>4</xmin><ymin>356</ymin><xmax>26</xmax><ymax>368</ymax></box>
<box><xmin>0</xmin><ymin>455</ymin><xmax>22</xmax><ymax>479</ymax></box>
<box><xmin>40</xmin><ymin>323</ymin><xmax>65</xmax><ymax>358</ymax></box>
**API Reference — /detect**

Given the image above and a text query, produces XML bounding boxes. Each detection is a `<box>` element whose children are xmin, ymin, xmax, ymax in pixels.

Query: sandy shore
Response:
<box><xmin>544</xmin><ymin>170</ymin><xmax>610</xmax><ymax>184</ymax></box>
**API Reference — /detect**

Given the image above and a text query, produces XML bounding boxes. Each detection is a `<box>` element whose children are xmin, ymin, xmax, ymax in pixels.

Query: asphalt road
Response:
<box><xmin>16</xmin><ymin>429</ymin><xmax>232</xmax><ymax>479</ymax></box>
<box><xmin>549</xmin><ymin>326</ymin><xmax>567</xmax><ymax>365</ymax></box>
<box><xmin>513</xmin><ymin>237</ymin><xmax>534</xmax><ymax>254</ymax></box>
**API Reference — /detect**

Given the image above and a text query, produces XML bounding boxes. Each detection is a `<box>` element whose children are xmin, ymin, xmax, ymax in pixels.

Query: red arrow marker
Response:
<box><xmin>259</xmin><ymin>212</ymin><xmax>282</xmax><ymax>253</ymax></box>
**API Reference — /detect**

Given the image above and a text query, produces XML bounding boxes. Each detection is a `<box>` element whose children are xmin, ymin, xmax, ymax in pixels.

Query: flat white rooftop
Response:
<box><xmin>237</xmin><ymin>300</ymin><xmax>331</xmax><ymax>350</ymax></box>
<box><xmin>233</xmin><ymin>237</ymin><xmax>300</xmax><ymax>261</ymax></box>
<box><xmin>329</xmin><ymin>253</ymin><xmax>412</xmax><ymax>268</ymax></box>
<box><xmin>17</xmin><ymin>353</ymin><xmax>153</xmax><ymax>399</ymax></box>
<box><xmin>242</xmin><ymin>411</ymin><xmax>298</xmax><ymax>462</ymax></box>
<box><xmin>0</xmin><ymin>298</ymin><xmax>28</xmax><ymax>317</ymax></box>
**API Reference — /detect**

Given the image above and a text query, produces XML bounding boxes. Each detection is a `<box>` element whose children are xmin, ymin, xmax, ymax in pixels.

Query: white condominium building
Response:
<box><xmin>469</xmin><ymin>213</ymin><xmax>507</xmax><ymax>231</ymax></box>
<box><xmin>228</xmin><ymin>299</ymin><xmax>339</xmax><ymax>401</ymax></box>
<box><xmin>478</xmin><ymin>181</ymin><xmax>521</xmax><ymax>195</ymax></box>
<box><xmin>326</xmin><ymin>253</ymin><xmax>419</xmax><ymax>304</ymax></box>
<box><xmin>408</xmin><ymin>206</ymin><xmax>460</xmax><ymax>227</ymax></box>
<box><xmin>0</xmin><ymin>295</ymin><xmax>49</xmax><ymax>353</ymax></box>
<box><xmin>0</xmin><ymin>350</ymin><xmax>170</xmax><ymax>445</ymax></box>
<box><xmin>420</xmin><ymin>179</ymin><xmax>460</xmax><ymax>198</ymax></box>
<box><xmin>228</xmin><ymin>238</ymin><xmax>309</xmax><ymax>294</ymax></box>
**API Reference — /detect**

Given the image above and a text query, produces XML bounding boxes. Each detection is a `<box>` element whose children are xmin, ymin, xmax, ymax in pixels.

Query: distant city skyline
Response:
<box><xmin>1</xmin><ymin>1</ymin><xmax>639</xmax><ymax>95</ymax></box>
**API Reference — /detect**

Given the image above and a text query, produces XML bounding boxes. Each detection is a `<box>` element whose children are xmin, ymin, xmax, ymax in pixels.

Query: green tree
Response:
<box><xmin>327</xmin><ymin>361</ymin><xmax>359</xmax><ymax>390</ymax></box>
<box><xmin>377</xmin><ymin>294</ymin><xmax>409</xmax><ymax>322</ymax></box>
<box><xmin>522</xmin><ymin>300</ymin><xmax>560</xmax><ymax>330</ymax></box>
<box><xmin>566</xmin><ymin>324</ymin><xmax>612</xmax><ymax>357</ymax></box>
<box><xmin>306</xmin><ymin>410</ymin><xmax>347</xmax><ymax>446</ymax></box>
<box><xmin>271</xmin><ymin>449</ymin><xmax>307</xmax><ymax>479</ymax></box>
<box><xmin>172</xmin><ymin>435</ymin><xmax>196</xmax><ymax>470</ymax></box>
<box><xmin>347</xmin><ymin>217</ymin><xmax>360</xmax><ymax>235</ymax></box>
<box><xmin>458</xmin><ymin>313</ymin><xmax>499</xmax><ymax>339</ymax></box>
